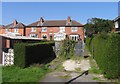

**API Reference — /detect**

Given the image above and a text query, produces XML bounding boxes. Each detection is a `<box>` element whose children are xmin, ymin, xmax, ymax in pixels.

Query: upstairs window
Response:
<box><xmin>31</xmin><ymin>27</ymin><xmax>36</xmax><ymax>32</ymax></box>
<box><xmin>60</xmin><ymin>27</ymin><xmax>65</xmax><ymax>32</ymax></box>
<box><xmin>42</xmin><ymin>27</ymin><xmax>47</xmax><ymax>32</ymax></box>
<box><xmin>71</xmin><ymin>27</ymin><xmax>78</xmax><ymax>32</ymax></box>
<box><xmin>6</xmin><ymin>28</ymin><xmax>9</xmax><ymax>32</ymax></box>
<box><xmin>115</xmin><ymin>21</ymin><xmax>118</xmax><ymax>28</ymax></box>
<box><xmin>14</xmin><ymin>28</ymin><xmax>18</xmax><ymax>33</ymax></box>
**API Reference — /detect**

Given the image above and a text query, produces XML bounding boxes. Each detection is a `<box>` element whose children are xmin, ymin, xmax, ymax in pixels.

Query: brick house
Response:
<box><xmin>26</xmin><ymin>16</ymin><xmax>84</xmax><ymax>41</ymax></box>
<box><xmin>0</xmin><ymin>25</ymin><xmax>6</xmax><ymax>34</ymax></box>
<box><xmin>0</xmin><ymin>16</ymin><xmax>84</xmax><ymax>65</ymax></box>
<box><xmin>1</xmin><ymin>20</ymin><xmax>26</xmax><ymax>36</ymax></box>
<box><xmin>0</xmin><ymin>16</ymin><xmax>84</xmax><ymax>41</ymax></box>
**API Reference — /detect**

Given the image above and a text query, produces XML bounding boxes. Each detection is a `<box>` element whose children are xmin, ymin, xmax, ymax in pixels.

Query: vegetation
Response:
<box><xmin>86</xmin><ymin>33</ymin><xmax>120</xmax><ymax>78</ymax></box>
<box><xmin>58</xmin><ymin>39</ymin><xmax>77</xmax><ymax>59</ymax></box>
<box><xmin>14</xmin><ymin>41</ymin><xmax>55</xmax><ymax>68</ymax></box>
<box><xmin>89</xmin><ymin>56</ymin><xmax>102</xmax><ymax>74</ymax></box>
<box><xmin>2</xmin><ymin>65</ymin><xmax>50</xmax><ymax>82</ymax></box>
<box><xmin>84</xmin><ymin>18</ymin><xmax>113</xmax><ymax>37</ymax></box>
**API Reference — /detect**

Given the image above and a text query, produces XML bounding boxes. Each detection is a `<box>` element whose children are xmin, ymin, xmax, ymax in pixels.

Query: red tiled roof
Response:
<box><xmin>6</xmin><ymin>22</ymin><xmax>25</xmax><ymax>29</ymax></box>
<box><xmin>27</xmin><ymin>20</ymin><xmax>83</xmax><ymax>27</ymax></box>
<box><xmin>0</xmin><ymin>25</ymin><xmax>5</xmax><ymax>29</ymax></box>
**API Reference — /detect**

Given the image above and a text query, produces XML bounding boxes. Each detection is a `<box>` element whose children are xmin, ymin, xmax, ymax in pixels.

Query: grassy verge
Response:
<box><xmin>0</xmin><ymin>65</ymin><xmax>2</xmax><ymax>84</ymax></box>
<box><xmin>49</xmin><ymin>56</ymin><xmax>65</xmax><ymax>71</ymax></box>
<box><xmin>89</xmin><ymin>56</ymin><xmax>103</xmax><ymax>74</ymax></box>
<box><xmin>2</xmin><ymin>65</ymin><xmax>51</xmax><ymax>82</ymax></box>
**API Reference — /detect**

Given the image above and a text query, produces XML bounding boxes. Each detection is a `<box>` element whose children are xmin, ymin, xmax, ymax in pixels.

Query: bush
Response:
<box><xmin>59</xmin><ymin>40</ymin><xmax>77</xmax><ymax>59</ymax></box>
<box><xmin>86</xmin><ymin>33</ymin><xmax>120</xmax><ymax>78</ymax></box>
<box><xmin>14</xmin><ymin>42</ymin><xmax>56</xmax><ymax>68</ymax></box>
<box><xmin>14</xmin><ymin>43</ymin><xmax>26</xmax><ymax>68</ymax></box>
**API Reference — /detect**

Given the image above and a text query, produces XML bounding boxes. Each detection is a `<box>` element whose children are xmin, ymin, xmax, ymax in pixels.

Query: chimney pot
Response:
<box><xmin>13</xmin><ymin>20</ymin><xmax>18</xmax><ymax>26</ymax></box>
<box><xmin>67</xmin><ymin>16</ymin><xmax>71</xmax><ymax>23</ymax></box>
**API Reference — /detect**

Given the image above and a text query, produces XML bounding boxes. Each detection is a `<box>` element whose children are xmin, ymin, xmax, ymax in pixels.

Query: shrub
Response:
<box><xmin>14</xmin><ymin>42</ymin><xmax>56</xmax><ymax>68</ymax></box>
<box><xmin>59</xmin><ymin>40</ymin><xmax>77</xmax><ymax>59</ymax></box>
<box><xmin>14</xmin><ymin>43</ymin><xmax>26</xmax><ymax>68</ymax></box>
<box><xmin>86</xmin><ymin>33</ymin><xmax>120</xmax><ymax>78</ymax></box>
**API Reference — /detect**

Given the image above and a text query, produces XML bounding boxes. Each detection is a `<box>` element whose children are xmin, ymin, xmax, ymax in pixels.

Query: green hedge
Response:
<box><xmin>86</xmin><ymin>33</ymin><xmax>120</xmax><ymax>78</ymax></box>
<box><xmin>14</xmin><ymin>42</ymin><xmax>55</xmax><ymax>68</ymax></box>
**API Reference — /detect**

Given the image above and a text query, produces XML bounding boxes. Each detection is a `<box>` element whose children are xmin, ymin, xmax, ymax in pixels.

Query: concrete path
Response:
<box><xmin>40</xmin><ymin>72</ymin><xmax>70</xmax><ymax>82</ymax></box>
<box><xmin>40</xmin><ymin>59</ymin><xmax>97</xmax><ymax>83</ymax></box>
<box><xmin>40</xmin><ymin>71</ymin><xmax>98</xmax><ymax>83</ymax></box>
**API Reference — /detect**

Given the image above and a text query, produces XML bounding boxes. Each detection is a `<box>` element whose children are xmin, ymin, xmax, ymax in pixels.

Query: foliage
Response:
<box><xmin>84</xmin><ymin>18</ymin><xmax>113</xmax><ymax>37</ymax></box>
<box><xmin>14</xmin><ymin>41</ymin><xmax>55</xmax><ymax>68</ymax></box>
<box><xmin>59</xmin><ymin>39</ymin><xmax>77</xmax><ymax>59</ymax></box>
<box><xmin>86</xmin><ymin>33</ymin><xmax>120</xmax><ymax>78</ymax></box>
<box><xmin>2</xmin><ymin>65</ymin><xmax>50</xmax><ymax>82</ymax></box>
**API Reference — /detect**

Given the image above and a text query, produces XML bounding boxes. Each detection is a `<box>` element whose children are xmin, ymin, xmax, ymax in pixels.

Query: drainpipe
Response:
<box><xmin>23</xmin><ymin>26</ymin><xmax>26</xmax><ymax>36</ymax></box>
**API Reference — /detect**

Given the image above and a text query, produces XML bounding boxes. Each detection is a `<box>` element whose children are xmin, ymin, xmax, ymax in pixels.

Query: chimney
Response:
<box><xmin>67</xmin><ymin>16</ymin><xmax>71</xmax><ymax>23</ymax></box>
<box><xmin>39</xmin><ymin>17</ymin><xmax>44</xmax><ymax>26</ymax></box>
<box><xmin>40</xmin><ymin>17</ymin><xmax>44</xmax><ymax>23</ymax></box>
<box><xmin>13</xmin><ymin>20</ymin><xmax>18</xmax><ymax>26</ymax></box>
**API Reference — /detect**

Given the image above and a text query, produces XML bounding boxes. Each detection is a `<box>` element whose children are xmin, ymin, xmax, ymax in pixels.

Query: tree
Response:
<box><xmin>84</xmin><ymin>18</ymin><xmax>113</xmax><ymax>37</ymax></box>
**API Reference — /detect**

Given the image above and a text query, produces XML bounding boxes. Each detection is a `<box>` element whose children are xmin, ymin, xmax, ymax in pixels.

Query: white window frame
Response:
<box><xmin>29</xmin><ymin>34</ymin><xmax>38</xmax><ymax>38</ymax></box>
<box><xmin>115</xmin><ymin>21</ymin><xmax>118</xmax><ymax>28</ymax></box>
<box><xmin>6</xmin><ymin>28</ymin><xmax>9</xmax><ymax>32</ymax></box>
<box><xmin>31</xmin><ymin>27</ymin><xmax>36</xmax><ymax>32</ymax></box>
<box><xmin>14</xmin><ymin>28</ymin><xmax>18</xmax><ymax>33</ymax></box>
<box><xmin>42</xmin><ymin>27</ymin><xmax>47</xmax><ymax>32</ymax></box>
<box><xmin>71</xmin><ymin>27</ymin><xmax>78</xmax><ymax>32</ymax></box>
<box><xmin>60</xmin><ymin>27</ymin><xmax>65</xmax><ymax>32</ymax></box>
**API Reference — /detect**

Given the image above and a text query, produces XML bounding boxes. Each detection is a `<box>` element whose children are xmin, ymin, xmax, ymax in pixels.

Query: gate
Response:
<box><xmin>74</xmin><ymin>40</ymin><xmax>83</xmax><ymax>56</ymax></box>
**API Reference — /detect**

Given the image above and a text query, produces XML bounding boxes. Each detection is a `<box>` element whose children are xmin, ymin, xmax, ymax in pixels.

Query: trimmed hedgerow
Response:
<box><xmin>14</xmin><ymin>42</ymin><xmax>55</xmax><ymax>68</ymax></box>
<box><xmin>86</xmin><ymin>33</ymin><xmax>120</xmax><ymax>78</ymax></box>
<box><xmin>14</xmin><ymin>43</ymin><xmax>26</xmax><ymax>68</ymax></box>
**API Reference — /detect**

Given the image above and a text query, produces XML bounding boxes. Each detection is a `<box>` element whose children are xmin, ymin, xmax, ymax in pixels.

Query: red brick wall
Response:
<box><xmin>65</xmin><ymin>27</ymin><xmax>84</xmax><ymax>41</ymax></box>
<box><xmin>25</xmin><ymin>26</ymin><xmax>84</xmax><ymax>41</ymax></box>
<box><xmin>26</xmin><ymin>27</ymin><xmax>42</xmax><ymax>38</ymax></box>
<box><xmin>0</xmin><ymin>28</ymin><xmax>6</xmax><ymax>34</ymax></box>
<box><xmin>26</xmin><ymin>27</ymin><xmax>60</xmax><ymax>40</ymax></box>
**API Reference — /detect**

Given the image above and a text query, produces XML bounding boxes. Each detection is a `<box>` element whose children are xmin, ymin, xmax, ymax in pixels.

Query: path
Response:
<box><xmin>40</xmin><ymin>59</ymin><xmax>97</xmax><ymax>83</ymax></box>
<box><xmin>40</xmin><ymin>43</ymin><xmax>111</xmax><ymax>83</ymax></box>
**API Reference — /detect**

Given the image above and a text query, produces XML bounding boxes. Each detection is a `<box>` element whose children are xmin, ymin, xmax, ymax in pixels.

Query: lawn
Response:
<box><xmin>2</xmin><ymin>65</ymin><xmax>51</xmax><ymax>83</ymax></box>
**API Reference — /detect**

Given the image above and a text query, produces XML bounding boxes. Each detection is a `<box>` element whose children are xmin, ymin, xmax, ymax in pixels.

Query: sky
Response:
<box><xmin>1</xmin><ymin>2</ymin><xmax>118</xmax><ymax>25</ymax></box>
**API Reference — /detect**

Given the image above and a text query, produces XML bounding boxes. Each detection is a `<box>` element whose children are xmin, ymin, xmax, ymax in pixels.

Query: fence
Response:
<box><xmin>2</xmin><ymin>49</ymin><xmax>14</xmax><ymax>66</ymax></box>
<box><xmin>55</xmin><ymin>41</ymin><xmax>84</xmax><ymax>56</ymax></box>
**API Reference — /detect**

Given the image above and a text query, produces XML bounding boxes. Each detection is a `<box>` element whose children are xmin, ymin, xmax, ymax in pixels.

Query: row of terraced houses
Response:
<box><xmin>0</xmin><ymin>16</ymin><xmax>84</xmax><ymax>41</ymax></box>
<box><xmin>0</xmin><ymin>16</ymin><xmax>84</xmax><ymax>65</ymax></box>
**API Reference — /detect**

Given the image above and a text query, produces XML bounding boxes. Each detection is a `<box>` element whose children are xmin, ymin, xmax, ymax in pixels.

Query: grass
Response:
<box><xmin>89</xmin><ymin>56</ymin><xmax>102</xmax><ymax>74</ymax></box>
<box><xmin>0</xmin><ymin>65</ymin><xmax>2</xmax><ymax>84</ymax></box>
<box><xmin>89</xmin><ymin>66</ymin><xmax>102</xmax><ymax>74</ymax></box>
<box><xmin>75</xmin><ymin>68</ymin><xmax>81</xmax><ymax>72</ymax></box>
<box><xmin>92</xmin><ymin>77</ymin><xmax>100</xmax><ymax>81</ymax></box>
<box><xmin>70</xmin><ymin>55</ymin><xmax>83</xmax><ymax>61</ymax></box>
<box><xmin>49</xmin><ymin>56</ymin><xmax>65</xmax><ymax>71</ymax></box>
<box><xmin>2</xmin><ymin>65</ymin><xmax>51</xmax><ymax>82</ymax></box>
<box><xmin>59</xmin><ymin>74</ymin><xmax>70</xmax><ymax>79</ymax></box>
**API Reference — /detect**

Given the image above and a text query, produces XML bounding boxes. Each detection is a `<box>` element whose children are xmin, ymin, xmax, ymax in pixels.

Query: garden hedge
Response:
<box><xmin>14</xmin><ymin>41</ymin><xmax>55</xmax><ymax>68</ymax></box>
<box><xmin>86</xmin><ymin>33</ymin><xmax>120</xmax><ymax>78</ymax></box>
